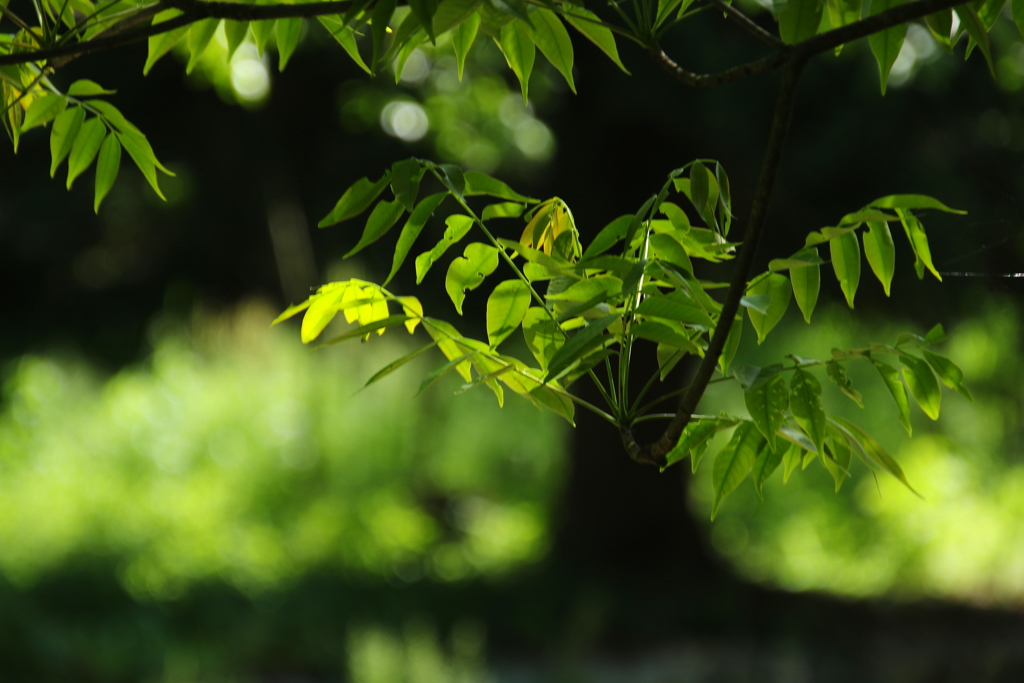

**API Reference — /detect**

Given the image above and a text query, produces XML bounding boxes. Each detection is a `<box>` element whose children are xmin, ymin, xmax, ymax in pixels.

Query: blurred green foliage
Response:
<box><xmin>691</xmin><ymin>298</ymin><xmax>1024</xmax><ymax>605</ymax></box>
<box><xmin>0</xmin><ymin>300</ymin><xmax>567</xmax><ymax>600</ymax></box>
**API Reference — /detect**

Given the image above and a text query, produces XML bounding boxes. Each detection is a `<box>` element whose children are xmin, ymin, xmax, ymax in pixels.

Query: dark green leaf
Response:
<box><xmin>635</xmin><ymin>294</ymin><xmax>715</xmax><ymax>327</ymax></box>
<box><xmin>391</xmin><ymin>158</ymin><xmax>424</xmax><ymax>211</ymax></box>
<box><xmin>781</xmin><ymin>441</ymin><xmax>802</xmax><ymax>483</ymax></box>
<box><xmin>922</xmin><ymin>349</ymin><xmax>973</xmax><ymax>401</ymax></box>
<box><xmin>371</xmin><ymin>0</ymin><xmax>397</xmax><ymax>71</ymax></box>
<box><xmin>93</xmin><ymin>132</ymin><xmax>120</xmax><ymax>213</ymax></box>
<box><xmin>49</xmin><ymin>105</ymin><xmax>84</xmax><ymax>177</ymax></box>
<box><xmin>746</xmin><ymin>273</ymin><xmax>791</xmax><ymax>343</ymax></box>
<box><xmin>66</xmin><ymin>117</ymin><xmax>105</xmax><ymax>189</ymax></box>
<box><xmin>546</xmin><ymin>313</ymin><xmax>619</xmax><ymax>381</ymax></box>
<box><xmin>385</xmin><ymin>192</ymin><xmax>447</xmax><ymax>286</ymax></box>
<box><xmin>319</xmin><ymin>173</ymin><xmax>391</xmax><ymax>227</ymax></box>
<box><xmin>956</xmin><ymin>4</ymin><xmax>994</xmax><ymax>76</ymax></box>
<box><xmin>663</xmin><ymin>419</ymin><xmax>720</xmax><ymax>470</ymax></box>
<box><xmin>561</xmin><ymin>7</ymin><xmax>629</xmax><ymax>74</ymax></box>
<box><xmin>650</xmin><ymin>233</ymin><xmax>694</xmax><ymax>274</ymax></box>
<box><xmin>868</xmin><ymin>0</ymin><xmax>906</xmax><ymax>94</ymax></box>
<box><xmin>779</xmin><ymin>0</ymin><xmax>824</xmax><ymax>44</ymax></box>
<box><xmin>752</xmin><ymin>438</ymin><xmax>783</xmax><ymax>499</ymax></box>
<box><xmin>529</xmin><ymin>8</ymin><xmax>576</xmax><ymax>93</ymax></box>
<box><xmin>789</xmin><ymin>368</ymin><xmax>827</xmax><ymax>455</ymax></box>
<box><xmin>745</xmin><ymin>373</ymin><xmax>788</xmax><ymax>452</ymax></box>
<box><xmin>498</xmin><ymin>21</ymin><xmax>536</xmax><ymax>104</ymax></box>
<box><xmin>719</xmin><ymin>315</ymin><xmax>742</xmax><ymax>376</ymax></box>
<box><xmin>345</xmin><ymin>200</ymin><xmax>406</xmax><ymax>258</ymax></box>
<box><xmin>632</xmin><ymin>321</ymin><xmax>700</xmax><ymax>353</ymax></box>
<box><xmin>830</xmin><ymin>230</ymin><xmax>860</xmax><ymax>308</ymax></box>
<box><xmin>582</xmin><ymin>214</ymin><xmax>632</xmax><ymax>259</ymax></box>
<box><xmin>872</xmin><ymin>358</ymin><xmax>912</xmax><ymax>435</ymax></box>
<box><xmin>409</xmin><ymin>0</ymin><xmax>438</xmax><ymax>41</ymax></box>
<box><xmin>439</xmin><ymin>163</ymin><xmax>466</xmax><ymax>196</ymax></box>
<box><xmin>463</xmin><ymin>169</ymin><xmax>534</xmax><ymax>201</ymax></box>
<box><xmin>365</xmin><ymin>341</ymin><xmax>438</xmax><ymax>387</ymax></box>
<box><xmin>251</xmin><ymin>20</ymin><xmax>276</xmax><ymax>55</ymax></box>
<box><xmin>826</xmin><ymin>359</ymin><xmax>863</xmax><ymax>407</ymax></box>
<box><xmin>711</xmin><ymin>421</ymin><xmax>764</xmax><ymax>519</ymax></box>
<box><xmin>276</xmin><ymin>18</ymin><xmax>303</xmax><ymax>70</ymax></box>
<box><xmin>862</xmin><ymin>221</ymin><xmax>895</xmax><ymax>296</ymax></box>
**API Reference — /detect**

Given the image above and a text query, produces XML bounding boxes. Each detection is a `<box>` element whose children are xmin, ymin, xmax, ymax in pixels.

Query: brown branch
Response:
<box><xmin>649</xmin><ymin>45</ymin><xmax>786</xmax><ymax>88</ymax></box>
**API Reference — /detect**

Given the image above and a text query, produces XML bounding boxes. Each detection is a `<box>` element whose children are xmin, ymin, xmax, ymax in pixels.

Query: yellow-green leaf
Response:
<box><xmin>862</xmin><ymin>221</ymin><xmax>895</xmax><ymax>296</ymax></box>
<box><xmin>276</xmin><ymin>18</ymin><xmax>303</xmax><ymax>71</ymax></box>
<box><xmin>66</xmin><ymin>117</ymin><xmax>105</xmax><ymax>189</ymax></box>
<box><xmin>345</xmin><ymin>199</ymin><xmax>406</xmax><ymax>258</ymax></box>
<box><xmin>830</xmin><ymin>230</ymin><xmax>860</xmax><ymax>308</ymax></box>
<box><xmin>746</xmin><ymin>273</ymin><xmax>791</xmax><ymax>343</ymax></box>
<box><xmin>49</xmin><ymin>105</ymin><xmax>84</xmax><ymax>177</ymax></box>
<box><xmin>711</xmin><ymin>421</ymin><xmax>764</xmax><ymax>519</ymax></box>
<box><xmin>922</xmin><ymin>349</ymin><xmax>973</xmax><ymax>401</ymax></box>
<box><xmin>900</xmin><ymin>353</ymin><xmax>941</xmax><ymax>420</ymax></box>
<box><xmin>872</xmin><ymin>358</ymin><xmax>912</xmax><ymax>435</ymax></box>
<box><xmin>562</xmin><ymin>7</ymin><xmax>628</xmax><ymax>74</ymax></box>
<box><xmin>789</xmin><ymin>368</ymin><xmax>826</xmax><ymax>455</ymax></box>
<box><xmin>21</xmin><ymin>93</ymin><xmax>66</xmax><ymax>132</ymax></box>
<box><xmin>497</xmin><ymin>21</ymin><xmax>535</xmax><ymax>104</ymax></box>
<box><xmin>868</xmin><ymin>0</ymin><xmax>906</xmax><ymax>94</ymax></box>
<box><xmin>528</xmin><ymin>8</ymin><xmax>576</xmax><ymax>93</ymax></box>
<box><xmin>93</xmin><ymin>132</ymin><xmax>120</xmax><ymax>213</ymax></box>
<box><xmin>187</xmin><ymin>19</ymin><xmax>220</xmax><ymax>74</ymax></box>
<box><xmin>452</xmin><ymin>12</ymin><xmax>480</xmax><ymax>80</ymax></box>
<box><xmin>487</xmin><ymin>279</ymin><xmax>531</xmax><ymax>347</ymax></box>
<box><xmin>445</xmin><ymin>242</ymin><xmax>500</xmax><ymax>314</ymax></box>
<box><xmin>144</xmin><ymin>9</ymin><xmax>188</xmax><ymax>76</ymax></box>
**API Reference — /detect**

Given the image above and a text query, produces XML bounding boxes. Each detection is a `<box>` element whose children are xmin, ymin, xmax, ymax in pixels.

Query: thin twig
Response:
<box><xmin>706</xmin><ymin>0</ymin><xmax>785</xmax><ymax>50</ymax></box>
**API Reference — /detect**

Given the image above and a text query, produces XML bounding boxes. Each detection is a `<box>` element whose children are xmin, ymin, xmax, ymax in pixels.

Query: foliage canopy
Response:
<box><xmin>1</xmin><ymin>0</ymin><xmax>997</xmax><ymax>515</ymax></box>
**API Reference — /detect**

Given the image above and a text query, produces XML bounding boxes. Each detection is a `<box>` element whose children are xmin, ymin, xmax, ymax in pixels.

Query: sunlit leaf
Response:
<box><xmin>830</xmin><ymin>230</ymin><xmax>860</xmax><ymax>308</ymax></box>
<box><xmin>789</xmin><ymin>248</ymin><xmax>820</xmax><ymax>323</ymax></box>
<box><xmin>872</xmin><ymin>358</ymin><xmax>912</xmax><ymax>435</ymax></box>
<box><xmin>521</xmin><ymin>306</ymin><xmax>562</xmax><ymax>368</ymax></box>
<box><xmin>319</xmin><ymin>315</ymin><xmax>412</xmax><ymax>346</ymax></box>
<box><xmin>453</xmin><ymin>12</ymin><xmax>480</xmax><ymax>80</ymax></box>
<box><xmin>187</xmin><ymin>19</ymin><xmax>220</xmax><ymax>74</ymax></box>
<box><xmin>746</xmin><ymin>273</ymin><xmax>791</xmax><ymax>343</ymax></box>
<box><xmin>250</xmin><ymin>20</ymin><xmax>276</xmax><ymax>55</ymax></box>
<box><xmin>276</xmin><ymin>18</ymin><xmax>303</xmax><ymax>70</ymax></box>
<box><xmin>900</xmin><ymin>353</ymin><xmax>941</xmax><ymax>420</ymax></box>
<box><xmin>635</xmin><ymin>294</ymin><xmax>714</xmax><ymax>327</ymax></box>
<box><xmin>862</xmin><ymin>221</ymin><xmax>895</xmax><ymax>296</ymax></box>
<box><xmin>897</xmin><ymin>208</ymin><xmax>941</xmax><ymax>281</ymax></box>
<box><xmin>144</xmin><ymin>9</ymin><xmax>188</xmax><ymax>76</ymax></box>
<box><xmin>390</xmin><ymin>158</ymin><xmax>424</xmax><ymax>211</ymax></box>
<box><xmin>868</xmin><ymin>193</ymin><xmax>965</xmax><ymax>214</ymax></box>
<box><xmin>529</xmin><ymin>8</ymin><xmax>576</xmax><ymax>93</ymax></box>
<box><xmin>582</xmin><ymin>214</ymin><xmax>632</xmax><ymax>259</ymax></box>
<box><xmin>546</xmin><ymin>313</ymin><xmax>619</xmax><ymax>382</ymax></box>
<box><xmin>498</xmin><ymin>21</ymin><xmax>535</xmax><ymax>104</ymax></box>
<box><xmin>562</xmin><ymin>7</ymin><xmax>629</xmax><ymax>74</ymax></box>
<box><xmin>649</xmin><ymin>233</ymin><xmax>694</xmax><ymax>274</ymax></box>
<box><xmin>486</xmin><ymin>279</ymin><xmax>531</xmax><ymax>347</ymax></box>
<box><xmin>319</xmin><ymin>17</ymin><xmax>372</xmax><ymax>74</ymax></box>
<box><xmin>422</xmin><ymin>318</ymin><xmax>476</xmax><ymax>381</ymax></box>
<box><xmin>829</xmin><ymin>415</ymin><xmax>918</xmax><ymax>495</ymax></box>
<box><xmin>711</xmin><ymin>421</ymin><xmax>765</xmax><ymax>519</ymax></box>
<box><xmin>416</xmin><ymin>214</ymin><xmax>475</xmax><ymax>283</ymax></box>
<box><xmin>20</xmin><ymin>92</ymin><xmax>65</xmax><ymax>132</ymax></box>
<box><xmin>789</xmin><ymin>368</ymin><xmax>827</xmax><ymax>455</ymax></box>
<box><xmin>115</xmin><ymin>131</ymin><xmax>168</xmax><ymax>200</ymax></box>
<box><xmin>464</xmin><ymin>169</ymin><xmax>534</xmax><ymax>201</ymax></box>
<box><xmin>66</xmin><ymin>117</ymin><xmax>105</xmax><ymax>189</ymax></box>
<box><xmin>922</xmin><ymin>349</ymin><xmax>973</xmax><ymax>401</ymax></box>
<box><xmin>93</xmin><ymin>132</ymin><xmax>120</xmax><ymax>213</ymax></box>
<box><xmin>49</xmin><ymin>105</ymin><xmax>83</xmax><ymax>177</ymax></box>
<box><xmin>868</xmin><ymin>0</ymin><xmax>907</xmax><ymax>94</ymax></box>
<box><xmin>446</xmin><ymin>242</ymin><xmax>499</xmax><ymax>314</ymax></box>
<box><xmin>482</xmin><ymin>202</ymin><xmax>525</xmax><ymax>221</ymax></box>
<box><xmin>224</xmin><ymin>20</ymin><xmax>249</xmax><ymax>60</ymax></box>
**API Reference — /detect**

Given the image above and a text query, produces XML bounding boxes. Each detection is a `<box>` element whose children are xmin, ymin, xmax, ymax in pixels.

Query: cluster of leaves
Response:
<box><xmin>273</xmin><ymin>157</ymin><xmax>972</xmax><ymax>516</ymax></box>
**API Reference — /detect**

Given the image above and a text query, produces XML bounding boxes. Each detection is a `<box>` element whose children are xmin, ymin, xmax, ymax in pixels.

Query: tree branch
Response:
<box><xmin>707</xmin><ymin>0</ymin><xmax>786</xmax><ymax>50</ymax></box>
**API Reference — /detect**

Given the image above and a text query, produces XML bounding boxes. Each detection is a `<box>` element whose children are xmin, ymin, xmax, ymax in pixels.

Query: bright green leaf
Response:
<box><xmin>868</xmin><ymin>0</ymin><xmax>907</xmax><ymax>94</ymax></box>
<box><xmin>345</xmin><ymin>200</ymin><xmax>406</xmax><ymax>258</ymax></box>
<box><xmin>224</xmin><ymin>21</ymin><xmax>249</xmax><ymax>60</ymax></box>
<box><xmin>446</xmin><ymin>242</ymin><xmax>500</xmax><ymax>314</ymax></box>
<box><xmin>746</xmin><ymin>273</ymin><xmax>791</xmax><ymax>343</ymax></box>
<box><xmin>528</xmin><ymin>8</ymin><xmax>576</xmax><ymax>93</ymax></box>
<box><xmin>922</xmin><ymin>349</ymin><xmax>973</xmax><ymax>401</ymax></box>
<box><xmin>872</xmin><ymin>358</ymin><xmax>912</xmax><ymax>435</ymax></box>
<box><xmin>897</xmin><ymin>209</ymin><xmax>941</xmax><ymax>281</ymax></box>
<box><xmin>385</xmin><ymin>192</ymin><xmax>447</xmax><ymax>286</ymax></box>
<box><xmin>187</xmin><ymin>19</ymin><xmax>220</xmax><ymax>74</ymax></box>
<box><xmin>498</xmin><ymin>21</ymin><xmax>536</xmax><ymax>104</ymax></box>
<box><xmin>789</xmin><ymin>249</ymin><xmax>820</xmax><ymax>323</ymax></box>
<box><xmin>463</xmin><ymin>169</ymin><xmax>534</xmax><ymax>201</ymax></box>
<box><xmin>868</xmin><ymin>193</ymin><xmax>966</xmax><ymax>214</ymax></box>
<box><xmin>276</xmin><ymin>18</ymin><xmax>303</xmax><ymax>70</ymax></box>
<box><xmin>416</xmin><ymin>214</ymin><xmax>475</xmax><ymax>283</ymax></box>
<box><xmin>862</xmin><ymin>221</ymin><xmax>895</xmax><ymax>296</ymax></box>
<box><xmin>49</xmin><ymin>105</ymin><xmax>84</xmax><ymax>177</ymax></box>
<box><xmin>390</xmin><ymin>158</ymin><xmax>424</xmax><ymax>211</ymax></box>
<box><xmin>453</xmin><ymin>12</ymin><xmax>481</xmax><ymax>80</ymax></box>
<box><xmin>562</xmin><ymin>7</ymin><xmax>629</xmax><ymax>74</ymax></box>
<box><xmin>21</xmin><ymin>93</ymin><xmax>66</xmax><ymax>132</ymax></box>
<box><xmin>487</xmin><ymin>279</ymin><xmax>532</xmax><ymax>347</ymax></box>
<box><xmin>546</xmin><ymin>313</ymin><xmax>619</xmax><ymax>382</ymax></box>
<box><xmin>66</xmin><ymin>117</ymin><xmax>105</xmax><ymax>189</ymax></box>
<box><xmin>745</xmin><ymin>373</ymin><xmax>788</xmax><ymax>452</ymax></box>
<box><xmin>830</xmin><ymin>230</ymin><xmax>861</xmax><ymax>308</ymax></box>
<box><xmin>319</xmin><ymin>173</ymin><xmax>391</xmax><ymax>227</ymax></box>
<box><xmin>144</xmin><ymin>9</ymin><xmax>188</xmax><ymax>76</ymax></box>
<box><xmin>900</xmin><ymin>353</ymin><xmax>941</xmax><ymax>420</ymax></box>
<box><xmin>93</xmin><ymin>132</ymin><xmax>120</xmax><ymax>213</ymax></box>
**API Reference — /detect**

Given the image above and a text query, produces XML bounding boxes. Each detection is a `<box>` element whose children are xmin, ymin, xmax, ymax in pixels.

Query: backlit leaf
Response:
<box><xmin>862</xmin><ymin>221</ymin><xmax>895</xmax><ymax>295</ymax></box>
<box><xmin>830</xmin><ymin>230</ymin><xmax>860</xmax><ymax>308</ymax></box>
<box><xmin>93</xmin><ymin>132</ymin><xmax>120</xmax><ymax>213</ymax></box>
<box><xmin>829</xmin><ymin>415</ymin><xmax>918</xmax><ymax>495</ymax></box>
<box><xmin>546</xmin><ymin>313</ymin><xmax>619</xmax><ymax>381</ymax></box>
<box><xmin>390</xmin><ymin>158</ymin><xmax>424</xmax><ymax>211</ymax></box>
<box><xmin>868</xmin><ymin>193</ymin><xmax>965</xmax><ymax>214</ymax></box>
<box><xmin>453</xmin><ymin>12</ymin><xmax>481</xmax><ymax>80</ymax></box>
<box><xmin>745</xmin><ymin>372</ymin><xmax>788</xmax><ymax>452</ymax></box>
<box><xmin>779</xmin><ymin>0</ymin><xmax>824</xmax><ymax>44</ymax></box>
<box><xmin>922</xmin><ymin>349</ymin><xmax>973</xmax><ymax>401</ymax></box>
<box><xmin>276</xmin><ymin>18</ymin><xmax>303</xmax><ymax>70</ymax></box>
<box><xmin>897</xmin><ymin>209</ymin><xmax>941</xmax><ymax>281</ymax></box>
<box><xmin>187</xmin><ymin>19</ymin><xmax>220</xmax><ymax>74</ymax></box>
<box><xmin>789</xmin><ymin>247</ymin><xmax>820</xmax><ymax>323</ymax></box>
<box><xmin>487</xmin><ymin>279</ymin><xmax>532</xmax><ymax>347</ymax></box>
<box><xmin>345</xmin><ymin>200</ymin><xmax>406</xmax><ymax>258</ymax></box>
<box><xmin>416</xmin><ymin>214</ymin><xmax>475</xmax><ymax>283</ymax></box>
<box><xmin>21</xmin><ymin>93</ymin><xmax>66</xmax><ymax>131</ymax></box>
<box><xmin>319</xmin><ymin>173</ymin><xmax>391</xmax><ymax>227</ymax></box>
<box><xmin>711</xmin><ymin>421</ymin><xmax>765</xmax><ymax>519</ymax></box>
<box><xmin>65</xmin><ymin>80</ymin><xmax>117</xmax><ymax>97</ymax></box>
<box><xmin>144</xmin><ymin>10</ymin><xmax>188</xmax><ymax>76</ymax></box>
<box><xmin>826</xmin><ymin>359</ymin><xmax>863</xmax><ymax>407</ymax></box>
<box><xmin>498</xmin><ymin>21</ymin><xmax>535</xmax><ymax>104</ymax></box>
<box><xmin>663</xmin><ymin>419</ymin><xmax>721</xmax><ymax>470</ymax></box>
<box><xmin>746</xmin><ymin>273</ymin><xmax>791</xmax><ymax>343</ymax></box>
<box><xmin>789</xmin><ymin>368</ymin><xmax>827</xmax><ymax>455</ymax></box>
<box><xmin>49</xmin><ymin>105</ymin><xmax>84</xmax><ymax>177</ymax></box>
<box><xmin>956</xmin><ymin>4</ymin><xmax>994</xmax><ymax>76</ymax></box>
<box><xmin>868</xmin><ymin>0</ymin><xmax>906</xmax><ymax>94</ymax></box>
<box><xmin>224</xmin><ymin>21</ymin><xmax>249</xmax><ymax>60</ymax></box>
<box><xmin>752</xmin><ymin>437</ymin><xmax>784</xmax><ymax>499</ymax></box>
<box><xmin>522</xmin><ymin>306</ymin><xmax>563</xmax><ymax>368</ymax></box>
<box><xmin>115</xmin><ymin>131</ymin><xmax>169</xmax><ymax>200</ymax></box>
<box><xmin>872</xmin><ymin>358</ymin><xmax>912</xmax><ymax>435</ymax></box>
<box><xmin>365</xmin><ymin>341</ymin><xmax>438</xmax><ymax>387</ymax></box>
<box><xmin>900</xmin><ymin>353</ymin><xmax>941</xmax><ymax>420</ymax></box>
<box><xmin>529</xmin><ymin>8</ymin><xmax>576</xmax><ymax>93</ymax></box>
<box><xmin>446</xmin><ymin>242</ymin><xmax>499</xmax><ymax>314</ymax></box>
<box><xmin>562</xmin><ymin>7</ymin><xmax>629</xmax><ymax>74</ymax></box>
<box><xmin>464</xmin><ymin>169</ymin><xmax>534</xmax><ymax>201</ymax></box>
<box><xmin>385</xmin><ymin>192</ymin><xmax>447</xmax><ymax>286</ymax></box>
<box><xmin>66</xmin><ymin>117</ymin><xmax>105</xmax><ymax>189</ymax></box>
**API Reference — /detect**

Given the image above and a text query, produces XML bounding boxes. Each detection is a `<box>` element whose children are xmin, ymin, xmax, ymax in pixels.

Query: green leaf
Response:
<box><xmin>872</xmin><ymin>358</ymin><xmax>912</xmax><ymax>435</ymax></box>
<box><xmin>463</xmin><ymin>169</ymin><xmax>534</xmax><ymax>201</ymax></box>
<box><xmin>433</xmin><ymin>0</ymin><xmax>482</xmax><ymax>37</ymax></box>
<box><xmin>276</xmin><ymin>18</ymin><xmax>303</xmax><ymax>70</ymax></box>
<box><xmin>371</xmin><ymin>0</ymin><xmax>397</xmax><ymax>71</ymax></box>
<box><xmin>581</xmin><ymin>214</ymin><xmax>631</xmax><ymax>259</ymax></box>
<box><xmin>319</xmin><ymin>173</ymin><xmax>391</xmax><ymax>227</ymax></box>
<box><xmin>789</xmin><ymin>248</ymin><xmax>820</xmax><ymax>323</ymax></box>
<box><xmin>482</xmin><ymin>202</ymin><xmax>525</xmax><ymax>221</ymax></box>
<box><xmin>438</xmin><ymin>163</ymin><xmax>466</xmax><ymax>196</ymax></box>
<box><xmin>897</xmin><ymin>209</ymin><xmax>941</xmax><ymax>281</ymax></box>
<box><xmin>830</xmin><ymin>230</ymin><xmax>860</xmax><ymax>308</ymax></box>
<box><xmin>826</xmin><ymin>359</ymin><xmax>863</xmax><ymax>407</ymax></box>
<box><xmin>768</xmin><ymin>252</ymin><xmax>824</xmax><ymax>272</ymax></box>
<box><xmin>114</xmin><ymin>131</ymin><xmax>167</xmax><ymax>200</ymax></box>
<box><xmin>144</xmin><ymin>10</ymin><xmax>188</xmax><ymax>76</ymax></box>
<box><xmin>715</xmin><ymin>162</ymin><xmax>733</xmax><ymax>236</ymax></box>
<box><xmin>419</xmin><ymin>351</ymin><xmax>480</xmax><ymax>394</ymax></box>
<box><xmin>900</xmin><ymin>353</ymin><xmax>941</xmax><ymax>420</ymax></box>
<box><xmin>561</xmin><ymin>7</ymin><xmax>629</xmax><ymax>74</ymax></box>
<box><xmin>422</xmin><ymin>318</ymin><xmax>476</xmax><ymax>382</ymax></box>
<box><xmin>416</xmin><ymin>214</ymin><xmax>475</xmax><ymax>283</ymax></box>
<box><xmin>319</xmin><ymin>17</ymin><xmax>372</xmax><ymax>74</ymax></box>
<box><xmin>779</xmin><ymin>0</ymin><xmax>824</xmax><ymax>44</ymax></box>
<box><xmin>868</xmin><ymin>0</ymin><xmax>906</xmax><ymax>94</ymax></box>
<box><xmin>868</xmin><ymin>193</ymin><xmax>966</xmax><ymax>214</ymax></box>
<box><xmin>486</xmin><ymin>279</ymin><xmax>532</xmax><ymax>347</ymax></box>
<box><xmin>93</xmin><ymin>133</ymin><xmax>120</xmax><ymax>213</ymax></box>
<box><xmin>956</xmin><ymin>4</ymin><xmax>994</xmax><ymax>76</ymax></box>
<box><xmin>663</xmin><ymin>419</ymin><xmax>720</xmax><ymax>470</ymax></box>
<box><xmin>452</xmin><ymin>11</ymin><xmax>481</xmax><ymax>80</ymax></box>
<box><xmin>21</xmin><ymin>93</ymin><xmax>66</xmax><ymax>131</ymax></box>
<box><xmin>745</xmin><ymin>372</ymin><xmax>788</xmax><ymax>452</ymax></box>
<box><xmin>635</xmin><ymin>294</ymin><xmax>715</xmax><ymax>327</ymax></box>
<box><xmin>789</xmin><ymin>368</ymin><xmax>827</xmax><ymax>456</ymax></box>
<box><xmin>49</xmin><ymin>105</ymin><xmax>84</xmax><ymax>177</ymax></box>
<box><xmin>829</xmin><ymin>415</ymin><xmax>918</xmax><ymax>495</ymax></box>
<box><xmin>522</xmin><ymin>306</ymin><xmax>562</xmax><ymax>368</ymax></box>
<box><xmin>689</xmin><ymin>161</ymin><xmax>709</xmax><ymax>221</ymax></box>
<box><xmin>365</xmin><ymin>341</ymin><xmax>438</xmax><ymax>387</ymax></box>
<box><xmin>250</xmin><ymin>19</ymin><xmax>276</xmax><ymax>55</ymax></box>
<box><xmin>528</xmin><ymin>8</ymin><xmax>576</xmax><ymax>93</ymax></box>
<box><xmin>484</xmin><ymin>0</ymin><xmax>532</xmax><ymax>25</ymax></box>
<box><xmin>719</xmin><ymin>315</ymin><xmax>742</xmax><ymax>376</ymax></box>
<box><xmin>498</xmin><ymin>21</ymin><xmax>536</xmax><ymax>104</ymax></box>
<box><xmin>822</xmin><ymin>427</ymin><xmax>853</xmax><ymax>491</ymax></box>
<box><xmin>224</xmin><ymin>21</ymin><xmax>249</xmax><ymax>60</ymax></box>
<box><xmin>862</xmin><ymin>221</ymin><xmax>895</xmax><ymax>296</ymax></box>
<box><xmin>390</xmin><ymin>158</ymin><xmax>424</xmax><ymax>212</ymax></box>
<box><xmin>632</xmin><ymin>321</ymin><xmax>700</xmax><ymax>353</ymax></box>
<box><xmin>781</xmin><ymin>441</ymin><xmax>802</xmax><ymax>483</ymax></box>
<box><xmin>187</xmin><ymin>19</ymin><xmax>220</xmax><ymax>74</ymax></box>
<box><xmin>409</xmin><ymin>0</ymin><xmax>439</xmax><ymax>41</ymax></box>
<box><xmin>746</xmin><ymin>273</ymin><xmax>791</xmax><ymax>343</ymax></box>
<box><xmin>345</xmin><ymin>200</ymin><xmax>406</xmax><ymax>258</ymax></box>
<box><xmin>86</xmin><ymin>100</ymin><xmax>143</xmax><ymax>138</ymax></box>
<box><xmin>385</xmin><ymin>192</ymin><xmax>446</xmax><ymax>286</ymax></box>
<box><xmin>1013</xmin><ymin>0</ymin><xmax>1024</xmax><ymax>37</ymax></box>
<box><xmin>446</xmin><ymin>242</ymin><xmax>500</xmax><ymax>314</ymax></box>
<box><xmin>66</xmin><ymin>117</ymin><xmax>106</xmax><ymax>189</ymax></box>
<box><xmin>624</xmin><ymin>196</ymin><xmax>656</xmax><ymax>249</ymax></box>
<box><xmin>649</xmin><ymin>233</ymin><xmax>693</xmax><ymax>274</ymax></box>
<box><xmin>922</xmin><ymin>349</ymin><xmax>973</xmax><ymax>401</ymax></box>
<box><xmin>318</xmin><ymin>315</ymin><xmax>412</xmax><ymax>347</ymax></box>
<box><xmin>826</xmin><ymin>0</ymin><xmax>862</xmax><ymax>53</ymax></box>
<box><xmin>752</xmin><ymin>437</ymin><xmax>784</xmax><ymax>500</ymax></box>
<box><xmin>546</xmin><ymin>313</ymin><xmax>619</xmax><ymax>382</ymax></box>
<box><xmin>711</xmin><ymin>421</ymin><xmax>765</xmax><ymax>519</ymax></box>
